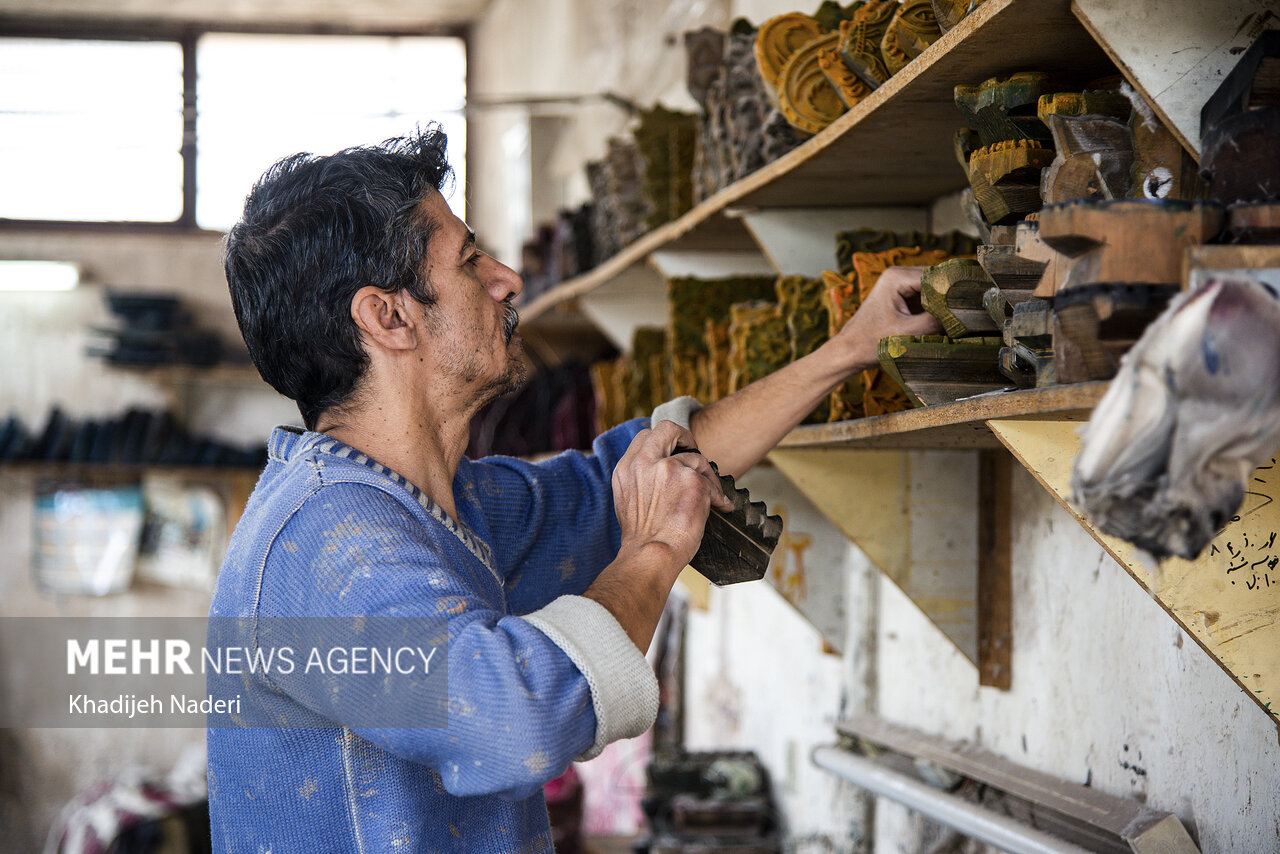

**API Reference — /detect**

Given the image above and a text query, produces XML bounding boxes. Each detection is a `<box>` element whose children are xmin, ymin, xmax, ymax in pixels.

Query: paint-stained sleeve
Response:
<box><xmin>463</xmin><ymin>418</ymin><xmax>649</xmax><ymax>614</ymax></box>
<box><xmin>254</xmin><ymin>483</ymin><xmax>611</xmax><ymax>800</ymax></box>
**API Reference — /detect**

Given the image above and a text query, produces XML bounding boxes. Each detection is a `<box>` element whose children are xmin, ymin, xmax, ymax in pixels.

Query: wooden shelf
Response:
<box><xmin>777</xmin><ymin>382</ymin><xmax>1107</xmax><ymax>450</ymax></box>
<box><xmin>520</xmin><ymin>0</ymin><xmax>1112</xmax><ymax>324</ymax></box>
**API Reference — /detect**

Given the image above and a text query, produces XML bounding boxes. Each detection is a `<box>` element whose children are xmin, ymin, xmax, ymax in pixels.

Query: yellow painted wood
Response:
<box><xmin>989</xmin><ymin>418</ymin><xmax>1280</xmax><ymax>727</ymax></box>
<box><xmin>675</xmin><ymin>566</ymin><xmax>711</xmax><ymax>611</ymax></box>
<box><xmin>768</xmin><ymin>446</ymin><xmax>978</xmax><ymax>662</ymax></box>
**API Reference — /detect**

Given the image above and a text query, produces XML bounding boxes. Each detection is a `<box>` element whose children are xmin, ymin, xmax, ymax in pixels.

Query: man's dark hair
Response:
<box><xmin>224</xmin><ymin>126</ymin><xmax>453</xmax><ymax>430</ymax></box>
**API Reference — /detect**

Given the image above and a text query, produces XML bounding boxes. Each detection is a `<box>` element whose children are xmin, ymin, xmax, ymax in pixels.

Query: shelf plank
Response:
<box><xmin>520</xmin><ymin>0</ymin><xmax>1113</xmax><ymax>323</ymax></box>
<box><xmin>734</xmin><ymin>0</ymin><xmax>1111</xmax><ymax>210</ymax></box>
<box><xmin>777</xmin><ymin>383</ymin><xmax>1107</xmax><ymax>450</ymax></box>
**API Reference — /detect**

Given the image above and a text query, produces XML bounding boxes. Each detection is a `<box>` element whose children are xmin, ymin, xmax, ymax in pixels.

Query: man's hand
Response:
<box><xmin>681</xmin><ymin>265</ymin><xmax>944</xmax><ymax>477</ymax></box>
<box><xmin>611</xmin><ymin>421</ymin><xmax>734</xmax><ymax>570</ymax></box>
<box><xmin>584</xmin><ymin>421</ymin><xmax>732</xmax><ymax>652</ymax></box>
<box><xmin>833</xmin><ymin>266</ymin><xmax>943</xmax><ymax>372</ymax></box>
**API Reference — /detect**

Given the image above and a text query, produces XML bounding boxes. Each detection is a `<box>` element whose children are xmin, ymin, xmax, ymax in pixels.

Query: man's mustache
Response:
<box><xmin>503</xmin><ymin>303</ymin><xmax>520</xmax><ymax>343</ymax></box>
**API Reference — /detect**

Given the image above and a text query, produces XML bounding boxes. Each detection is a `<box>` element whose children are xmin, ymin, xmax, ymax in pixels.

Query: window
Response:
<box><xmin>0</xmin><ymin>38</ymin><xmax>185</xmax><ymax>222</ymax></box>
<box><xmin>0</xmin><ymin>30</ymin><xmax>467</xmax><ymax>229</ymax></box>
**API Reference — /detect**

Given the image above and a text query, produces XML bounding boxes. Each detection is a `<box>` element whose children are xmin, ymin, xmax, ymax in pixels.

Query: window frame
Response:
<box><xmin>0</xmin><ymin>17</ymin><xmax>469</xmax><ymax>234</ymax></box>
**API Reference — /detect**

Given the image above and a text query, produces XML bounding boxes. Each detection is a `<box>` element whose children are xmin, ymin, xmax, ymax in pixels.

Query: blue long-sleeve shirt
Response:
<box><xmin>207</xmin><ymin>417</ymin><xmax>660</xmax><ymax>853</ymax></box>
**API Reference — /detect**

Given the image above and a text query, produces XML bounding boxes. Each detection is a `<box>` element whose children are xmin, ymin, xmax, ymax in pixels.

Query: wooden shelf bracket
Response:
<box><xmin>989</xmin><ymin>417</ymin><xmax>1280</xmax><ymax>728</ymax></box>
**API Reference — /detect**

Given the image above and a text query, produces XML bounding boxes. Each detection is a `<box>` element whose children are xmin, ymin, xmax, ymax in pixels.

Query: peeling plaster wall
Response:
<box><xmin>873</xmin><ymin>464</ymin><xmax>1280</xmax><ymax>852</ymax></box>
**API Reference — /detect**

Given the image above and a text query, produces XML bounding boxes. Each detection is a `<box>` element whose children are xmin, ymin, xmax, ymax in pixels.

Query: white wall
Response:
<box><xmin>0</xmin><ymin>230</ymin><xmax>298</xmax><ymax>440</ymax></box>
<box><xmin>872</xmin><ymin>462</ymin><xmax>1280</xmax><ymax>852</ymax></box>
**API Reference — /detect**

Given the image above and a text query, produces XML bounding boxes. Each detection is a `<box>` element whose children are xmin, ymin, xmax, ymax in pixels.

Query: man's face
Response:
<box><xmin>415</xmin><ymin>190</ymin><xmax>527</xmax><ymax>403</ymax></box>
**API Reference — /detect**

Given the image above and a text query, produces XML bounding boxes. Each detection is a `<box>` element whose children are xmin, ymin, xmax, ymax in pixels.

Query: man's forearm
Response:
<box><xmin>581</xmin><ymin>542</ymin><xmax>685</xmax><ymax>653</ymax></box>
<box><xmin>689</xmin><ymin>336</ymin><xmax>869</xmax><ymax>477</ymax></box>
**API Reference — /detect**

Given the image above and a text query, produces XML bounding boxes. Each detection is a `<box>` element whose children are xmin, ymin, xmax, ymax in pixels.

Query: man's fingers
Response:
<box><xmin>884</xmin><ymin>265</ymin><xmax>925</xmax><ymax>294</ymax></box>
<box><xmin>643</xmin><ymin>420</ymin><xmax>697</xmax><ymax>459</ymax></box>
<box><xmin>671</xmin><ymin>451</ymin><xmax>733</xmax><ymax>512</ymax></box>
<box><xmin>904</xmin><ymin>311</ymin><xmax>944</xmax><ymax>335</ymax></box>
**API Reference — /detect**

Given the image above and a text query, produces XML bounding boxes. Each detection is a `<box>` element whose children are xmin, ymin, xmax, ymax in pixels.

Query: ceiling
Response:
<box><xmin>0</xmin><ymin>0</ymin><xmax>491</xmax><ymax>30</ymax></box>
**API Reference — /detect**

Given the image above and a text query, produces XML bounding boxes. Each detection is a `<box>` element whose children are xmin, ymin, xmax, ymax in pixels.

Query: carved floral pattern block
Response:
<box><xmin>932</xmin><ymin>0</ymin><xmax>984</xmax><ymax>33</ymax></box>
<box><xmin>633</xmin><ymin>106</ymin><xmax>699</xmax><ymax>229</ymax></box>
<box><xmin>839</xmin><ymin>0</ymin><xmax>897</xmax><ymax>90</ymax></box>
<box><xmin>954</xmin><ymin>71</ymin><xmax>1056</xmax><ymax>147</ymax></box>
<box><xmin>777</xmin><ymin>275</ymin><xmax>831</xmax><ymax>422</ymax></box>
<box><xmin>667</xmin><ymin>276</ymin><xmax>778</xmax><ymax>401</ymax></box>
<box><xmin>881</xmin><ymin>0</ymin><xmax>942</xmax><ymax>77</ymax></box>
<box><xmin>704</xmin><ymin>317</ymin><xmax>732</xmax><ymax>402</ymax></box>
<box><xmin>968</xmin><ymin>138</ymin><xmax>1056</xmax><ymax>224</ymax></box>
<box><xmin>590</xmin><ymin>358</ymin><xmax>628</xmax><ymax>433</ymax></box>
<box><xmin>695</xmin><ymin>24</ymin><xmax>800</xmax><ymax>202</ymax></box>
<box><xmin>835</xmin><ymin>228</ymin><xmax>977</xmax><ymax>274</ymax></box>
<box><xmin>685</xmin><ymin>27</ymin><xmax>726</xmax><ymax>107</ymax></box>
<box><xmin>754</xmin><ymin>13</ymin><xmax>827</xmax><ymax>95</ymax></box>
<box><xmin>630</xmin><ymin>327</ymin><xmax>670</xmax><ymax>418</ymax></box>
<box><xmin>818</xmin><ymin>45</ymin><xmax>872</xmax><ymax>110</ymax></box>
<box><xmin>727</xmin><ymin>301</ymin><xmax>789</xmax><ymax>394</ymax></box>
<box><xmin>777</xmin><ymin>32</ymin><xmax>847</xmax><ymax>136</ymax></box>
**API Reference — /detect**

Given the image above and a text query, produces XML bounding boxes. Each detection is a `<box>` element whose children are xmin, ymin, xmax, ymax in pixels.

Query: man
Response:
<box><xmin>209</xmin><ymin>126</ymin><xmax>939</xmax><ymax>852</ymax></box>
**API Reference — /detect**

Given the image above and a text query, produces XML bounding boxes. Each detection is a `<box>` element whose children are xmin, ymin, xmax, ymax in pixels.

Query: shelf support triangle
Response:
<box><xmin>989</xmin><ymin>418</ymin><xmax>1280</xmax><ymax>728</ymax></box>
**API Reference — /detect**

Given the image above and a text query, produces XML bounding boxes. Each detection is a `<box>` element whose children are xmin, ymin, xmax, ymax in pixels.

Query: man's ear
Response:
<box><xmin>350</xmin><ymin>287</ymin><xmax>418</xmax><ymax>351</ymax></box>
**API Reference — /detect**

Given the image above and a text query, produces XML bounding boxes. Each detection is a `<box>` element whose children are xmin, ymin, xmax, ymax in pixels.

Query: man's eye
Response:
<box><xmin>465</xmin><ymin>253</ymin><xmax>481</xmax><ymax>266</ymax></box>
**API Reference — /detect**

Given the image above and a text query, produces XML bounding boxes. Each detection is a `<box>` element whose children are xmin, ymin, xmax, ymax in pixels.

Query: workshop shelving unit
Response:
<box><xmin>520</xmin><ymin>0</ymin><xmax>1280</xmax><ymax>727</ymax></box>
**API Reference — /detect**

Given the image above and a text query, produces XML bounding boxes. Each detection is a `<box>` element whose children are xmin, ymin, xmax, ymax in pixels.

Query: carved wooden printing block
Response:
<box><xmin>777</xmin><ymin>32</ymin><xmax>847</xmax><ymax>136</ymax></box>
<box><xmin>1037</xmin><ymin>199</ymin><xmax>1225</xmax><ymax>291</ymax></box>
<box><xmin>954</xmin><ymin>71</ymin><xmax>1056</xmax><ymax>147</ymax></box>
<box><xmin>1038</xmin><ymin>199</ymin><xmax>1225</xmax><ymax>382</ymax></box>
<box><xmin>667</xmin><ymin>276</ymin><xmax>776</xmax><ymax>401</ymax></box>
<box><xmin>1038</xmin><ymin>113</ymin><xmax>1133</xmax><ymax>205</ymax></box>
<box><xmin>727</xmin><ymin>300</ymin><xmax>789</xmax><ymax>393</ymax></box>
<box><xmin>754</xmin><ymin>13</ymin><xmax>826</xmax><ymax>94</ymax></box>
<box><xmin>777</xmin><ymin>275</ymin><xmax>830</xmax><ymax>422</ymax></box>
<box><xmin>880</xmin><ymin>0</ymin><xmax>942</xmax><ymax>77</ymax></box>
<box><xmin>1201</xmin><ymin>30</ymin><xmax>1280</xmax><ymax>206</ymax></box>
<box><xmin>690</xmin><ymin>463</ymin><xmax>784</xmax><ymax>586</ymax></box>
<box><xmin>968</xmin><ymin>139</ymin><xmax>1055</xmax><ymax>224</ymax></box>
<box><xmin>878</xmin><ymin>335</ymin><xmax>1007</xmax><ymax>406</ymax></box>
<box><xmin>921</xmin><ymin>258</ymin><xmax>998</xmax><ymax>338</ymax></box>
<box><xmin>932</xmin><ymin>0</ymin><xmax>984</xmax><ymax>33</ymax></box>
<box><xmin>839</xmin><ymin>0</ymin><xmax>898</xmax><ymax>89</ymax></box>
<box><xmin>818</xmin><ymin>41</ymin><xmax>872</xmax><ymax>110</ymax></box>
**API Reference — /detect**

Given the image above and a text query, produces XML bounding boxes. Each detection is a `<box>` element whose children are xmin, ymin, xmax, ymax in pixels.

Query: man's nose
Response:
<box><xmin>490</xmin><ymin>258</ymin><xmax>524</xmax><ymax>302</ymax></box>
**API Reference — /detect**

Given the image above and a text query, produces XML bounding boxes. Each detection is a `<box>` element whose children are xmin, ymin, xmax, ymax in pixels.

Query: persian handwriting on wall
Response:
<box><xmin>1212</xmin><ymin>458</ymin><xmax>1278</xmax><ymax>592</ymax></box>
